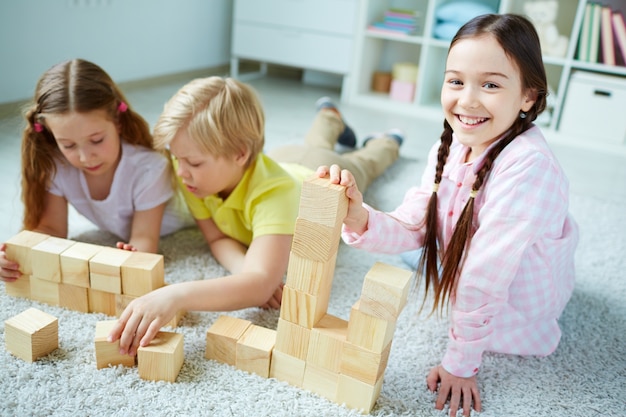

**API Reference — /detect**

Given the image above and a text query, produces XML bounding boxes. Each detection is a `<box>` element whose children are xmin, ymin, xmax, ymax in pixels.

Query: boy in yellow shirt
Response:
<box><xmin>108</xmin><ymin>76</ymin><xmax>402</xmax><ymax>355</ymax></box>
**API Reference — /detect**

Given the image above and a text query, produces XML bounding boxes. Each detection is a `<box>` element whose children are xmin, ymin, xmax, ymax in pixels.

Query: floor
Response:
<box><xmin>1</xmin><ymin>72</ymin><xmax>626</xmax><ymax>243</ymax></box>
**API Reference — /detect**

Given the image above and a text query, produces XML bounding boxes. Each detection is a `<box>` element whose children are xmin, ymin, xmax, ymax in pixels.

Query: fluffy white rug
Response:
<box><xmin>1</xmin><ymin>154</ymin><xmax>625</xmax><ymax>417</ymax></box>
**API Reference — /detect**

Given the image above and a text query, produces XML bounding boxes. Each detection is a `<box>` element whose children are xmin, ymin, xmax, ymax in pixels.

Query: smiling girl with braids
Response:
<box><xmin>0</xmin><ymin>59</ymin><xmax>191</xmax><ymax>282</ymax></box>
<box><xmin>317</xmin><ymin>14</ymin><xmax>578</xmax><ymax>417</ymax></box>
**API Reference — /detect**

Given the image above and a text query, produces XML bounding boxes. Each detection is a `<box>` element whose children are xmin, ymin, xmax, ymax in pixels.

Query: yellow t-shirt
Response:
<box><xmin>181</xmin><ymin>154</ymin><xmax>313</xmax><ymax>247</ymax></box>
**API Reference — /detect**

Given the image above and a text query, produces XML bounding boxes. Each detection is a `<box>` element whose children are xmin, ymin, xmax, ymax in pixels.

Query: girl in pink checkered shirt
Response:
<box><xmin>317</xmin><ymin>14</ymin><xmax>579</xmax><ymax>417</ymax></box>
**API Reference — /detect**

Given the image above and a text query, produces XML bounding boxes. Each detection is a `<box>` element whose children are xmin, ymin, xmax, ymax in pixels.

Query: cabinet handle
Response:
<box><xmin>593</xmin><ymin>89</ymin><xmax>611</xmax><ymax>97</ymax></box>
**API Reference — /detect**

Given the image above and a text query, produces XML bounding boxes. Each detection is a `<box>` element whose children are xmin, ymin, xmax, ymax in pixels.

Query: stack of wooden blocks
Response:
<box><xmin>4</xmin><ymin>231</ymin><xmax>164</xmax><ymax>315</ymax></box>
<box><xmin>205</xmin><ymin>176</ymin><xmax>412</xmax><ymax>413</ymax></box>
<box><xmin>3</xmin><ymin>231</ymin><xmax>185</xmax><ymax>381</ymax></box>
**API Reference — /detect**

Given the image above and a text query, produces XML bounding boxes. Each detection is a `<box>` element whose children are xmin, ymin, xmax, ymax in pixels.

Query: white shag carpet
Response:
<box><xmin>1</xmin><ymin>154</ymin><xmax>625</xmax><ymax>417</ymax></box>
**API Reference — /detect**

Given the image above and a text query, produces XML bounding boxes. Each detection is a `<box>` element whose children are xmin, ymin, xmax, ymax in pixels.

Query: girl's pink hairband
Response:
<box><xmin>118</xmin><ymin>101</ymin><xmax>128</xmax><ymax>112</ymax></box>
<box><xmin>34</xmin><ymin>123</ymin><xmax>43</xmax><ymax>132</ymax></box>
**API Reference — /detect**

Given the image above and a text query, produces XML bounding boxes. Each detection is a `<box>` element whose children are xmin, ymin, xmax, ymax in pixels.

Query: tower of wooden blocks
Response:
<box><xmin>205</xmin><ymin>176</ymin><xmax>412</xmax><ymax>413</ymax></box>
<box><xmin>5</xmin><ymin>307</ymin><xmax>58</xmax><ymax>362</ymax></box>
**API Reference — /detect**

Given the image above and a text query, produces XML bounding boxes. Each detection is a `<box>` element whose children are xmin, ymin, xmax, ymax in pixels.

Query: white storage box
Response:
<box><xmin>559</xmin><ymin>72</ymin><xmax>626</xmax><ymax>145</ymax></box>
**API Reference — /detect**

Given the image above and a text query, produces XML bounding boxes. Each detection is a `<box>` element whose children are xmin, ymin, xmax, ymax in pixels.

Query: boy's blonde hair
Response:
<box><xmin>153</xmin><ymin>76</ymin><xmax>265</xmax><ymax>166</ymax></box>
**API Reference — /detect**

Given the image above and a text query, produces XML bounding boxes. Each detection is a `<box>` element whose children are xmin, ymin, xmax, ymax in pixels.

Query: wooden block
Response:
<box><xmin>359</xmin><ymin>262</ymin><xmax>412</xmax><ymax>321</ymax></box>
<box><xmin>89</xmin><ymin>247</ymin><xmax>133</xmax><ymax>294</ymax></box>
<box><xmin>290</xmin><ymin>218</ymin><xmax>340</xmax><ymax>262</ymax></box>
<box><xmin>347</xmin><ymin>300</ymin><xmax>396</xmax><ymax>353</ymax></box>
<box><xmin>4</xmin><ymin>230</ymin><xmax>50</xmax><ymax>275</ymax></box>
<box><xmin>269</xmin><ymin>349</ymin><xmax>306</xmax><ymax>387</ymax></box>
<box><xmin>59</xmin><ymin>283</ymin><xmax>89</xmax><ymax>313</ymax></box>
<box><xmin>298</xmin><ymin>176</ymin><xmax>348</xmax><ymax>229</ymax></box>
<box><xmin>279</xmin><ymin>285</ymin><xmax>329</xmax><ymax>329</ymax></box>
<box><xmin>120</xmin><ymin>252</ymin><xmax>164</xmax><ymax>297</ymax></box>
<box><xmin>5</xmin><ymin>307</ymin><xmax>58</xmax><ymax>362</ymax></box>
<box><xmin>235</xmin><ymin>324</ymin><xmax>276</xmax><ymax>377</ymax></box>
<box><xmin>31</xmin><ymin>236</ymin><xmax>75</xmax><ymax>282</ymax></box>
<box><xmin>60</xmin><ymin>242</ymin><xmax>102</xmax><ymax>287</ymax></box>
<box><xmin>30</xmin><ymin>276</ymin><xmax>60</xmax><ymax>306</ymax></box>
<box><xmin>5</xmin><ymin>274</ymin><xmax>31</xmax><ymax>299</ymax></box>
<box><xmin>336</xmin><ymin>373</ymin><xmax>383</xmax><ymax>414</ymax></box>
<box><xmin>137</xmin><ymin>331</ymin><xmax>184</xmax><ymax>382</ymax></box>
<box><xmin>285</xmin><ymin>250</ymin><xmax>336</xmax><ymax>296</ymax></box>
<box><xmin>302</xmin><ymin>363</ymin><xmax>339</xmax><ymax>402</ymax></box>
<box><xmin>339</xmin><ymin>341</ymin><xmax>392</xmax><ymax>385</ymax></box>
<box><xmin>88</xmin><ymin>288</ymin><xmax>116</xmax><ymax>316</ymax></box>
<box><xmin>115</xmin><ymin>293</ymin><xmax>185</xmax><ymax>328</ymax></box>
<box><xmin>205</xmin><ymin>315</ymin><xmax>251</xmax><ymax>366</ymax></box>
<box><xmin>274</xmin><ymin>318</ymin><xmax>310</xmax><ymax>361</ymax></box>
<box><xmin>307</xmin><ymin>314</ymin><xmax>347</xmax><ymax>372</ymax></box>
<box><xmin>94</xmin><ymin>320</ymin><xmax>136</xmax><ymax>369</ymax></box>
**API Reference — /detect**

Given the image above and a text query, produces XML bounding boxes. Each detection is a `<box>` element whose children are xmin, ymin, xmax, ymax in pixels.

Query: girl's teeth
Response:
<box><xmin>459</xmin><ymin>116</ymin><xmax>486</xmax><ymax>125</ymax></box>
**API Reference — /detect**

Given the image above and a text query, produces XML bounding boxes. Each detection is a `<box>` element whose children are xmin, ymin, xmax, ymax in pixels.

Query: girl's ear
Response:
<box><xmin>521</xmin><ymin>88</ymin><xmax>538</xmax><ymax>112</ymax></box>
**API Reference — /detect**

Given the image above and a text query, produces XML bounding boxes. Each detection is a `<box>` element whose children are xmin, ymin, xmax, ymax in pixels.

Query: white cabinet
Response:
<box><xmin>230</xmin><ymin>0</ymin><xmax>359</xmax><ymax>94</ymax></box>
<box><xmin>344</xmin><ymin>0</ymin><xmax>626</xmax><ymax>145</ymax></box>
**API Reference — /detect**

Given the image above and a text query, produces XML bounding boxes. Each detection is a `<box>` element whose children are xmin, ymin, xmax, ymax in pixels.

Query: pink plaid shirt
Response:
<box><xmin>343</xmin><ymin>125</ymin><xmax>579</xmax><ymax>377</ymax></box>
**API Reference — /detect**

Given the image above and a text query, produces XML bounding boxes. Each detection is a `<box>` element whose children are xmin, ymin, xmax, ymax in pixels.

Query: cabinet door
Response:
<box><xmin>234</xmin><ymin>0</ymin><xmax>358</xmax><ymax>36</ymax></box>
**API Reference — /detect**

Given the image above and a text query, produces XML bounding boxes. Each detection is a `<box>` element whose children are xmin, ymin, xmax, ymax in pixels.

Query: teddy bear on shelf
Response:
<box><xmin>524</xmin><ymin>0</ymin><xmax>569</xmax><ymax>58</ymax></box>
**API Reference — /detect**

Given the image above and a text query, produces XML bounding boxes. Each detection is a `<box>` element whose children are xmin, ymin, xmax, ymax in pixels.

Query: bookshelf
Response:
<box><xmin>344</xmin><ymin>0</ymin><xmax>626</xmax><ymax>146</ymax></box>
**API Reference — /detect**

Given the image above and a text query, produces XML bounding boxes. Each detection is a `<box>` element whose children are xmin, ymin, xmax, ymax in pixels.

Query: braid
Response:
<box><xmin>416</xmin><ymin>120</ymin><xmax>453</xmax><ymax>313</ymax></box>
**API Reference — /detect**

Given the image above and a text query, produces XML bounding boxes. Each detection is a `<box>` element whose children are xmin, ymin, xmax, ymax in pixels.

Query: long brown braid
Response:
<box><xmin>416</xmin><ymin>14</ymin><xmax>548</xmax><ymax>314</ymax></box>
<box><xmin>21</xmin><ymin>59</ymin><xmax>153</xmax><ymax>230</ymax></box>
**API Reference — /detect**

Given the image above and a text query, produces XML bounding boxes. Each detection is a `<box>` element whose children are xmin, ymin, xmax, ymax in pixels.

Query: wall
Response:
<box><xmin>0</xmin><ymin>0</ymin><xmax>233</xmax><ymax>104</ymax></box>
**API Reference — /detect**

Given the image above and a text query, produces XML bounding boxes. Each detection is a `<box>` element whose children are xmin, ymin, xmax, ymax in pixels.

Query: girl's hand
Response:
<box><xmin>116</xmin><ymin>241</ymin><xmax>138</xmax><ymax>252</ymax></box>
<box><xmin>315</xmin><ymin>164</ymin><xmax>369</xmax><ymax>234</ymax></box>
<box><xmin>0</xmin><ymin>244</ymin><xmax>22</xmax><ymax>282</ymax></box>
<box><xmin>108</xmin><ymin>286</ymin><xmax>178</xmax><ymax>356</ymax></box>
<box><xmin>260</xmin><ymin>282</ymin><xmax>284</xmax><ymax>309</ymax></box>
<box><xmin>427</xmin><ymin>364</ymin><xmax>482</xmax><ymax>417</ymax></box>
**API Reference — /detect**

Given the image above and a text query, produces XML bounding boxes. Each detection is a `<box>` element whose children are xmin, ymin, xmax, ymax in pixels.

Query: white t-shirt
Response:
<box><xmin>49</xmin><ymin>142</ymin><xmax>192</xmax><ymax>241</ymax></box>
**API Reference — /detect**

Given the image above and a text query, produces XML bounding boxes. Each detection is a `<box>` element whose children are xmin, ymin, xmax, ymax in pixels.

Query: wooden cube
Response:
<box><xmin>60</xmin><ymin>242</ymin><xmax>102</xmax><ymax>288</ymax></box>
<box><xmin>31</xmin><ymin>236</ymin><xmax>75</xmax><ymax>282</ymax></box>
<box><xmin>359</xmin><ymin>262</ymin><xmax>412</xmax><ymax>321</ymax></box>
<box><xmin>30</xmin><ymin>276</ymin><xmax>60</xmax><ymax>306</ymax></box>
<box><xmin>5</xmin><ymin>308</ymin><xmax>58</xmax><ymax>362</ymax></box>
<box><xmin>307</xmin><ymin>314</ymin><xmax>347</xmax><ymax>372</ymax></box>
<box><xmin>285</xmin><ymin>251</ymin><xmax>337</xmax><ymax>296</ymax></box>
<box><xmin>120</xmin><ymin>252</ymin><xmax>164</xmax><ymax>297</ymax></box>
<box><xmin>137</xmin><ymin>331</ymin><xmax>184</xmax><ymax>382</ymax></box>
<box><xmin>269</xmin><ymin>349</ymin><xmax>306</xmax><ymax>387</ymax></box>
<box><xmin>205</xmin><ymin>315</ymin><xmax>251</xmax><ymax>366</ymax></box>
<box><xmin>336</xmin><ymin>373</ymin><xmax>383</xmax><ymax>414</ymax></box>
<box><xmin>339</xmin><ymin>341</ymin><xmax>392</xmax><ymax>385</ymax></box>
<box><xmin>290</xmin><ymin>218</ymin><xmax>340</xmax><ymax>262</ymax></box>
<box><xmin>302</xmin><ymin>363</ymin><xmax>339</xmax><ymax>402</ymax></box>
<box><xmin>347</xmin><ymin>300</ymin><xmax>396</xmax><ymax>353</ymax></box>
<box><xmin>4</xmin><ymin>230</ymin><xmax>49</xmax><ymax>275</ymax></box>
<box><xmin>59</xmin><ymin>283</ymin><xmax>89</xmax><ymax>312</ymax></box>
<box><xmin>274</xmin><ymin>318</ymin><xmax>310</xmax><ymax>361</ymax></box>
<box><xmin>235</xmin><ymin>324</ymin><xmax>276</xmax><ymax>377</ymax></box>
<box><xmin>4</xmin><ymin>274</ymin><xmax>31</xmax><ymax>299</ymax></box>
<box><xmin>89</xmin><ymin>247</ymin><xmax>133</xmax><ymax>294</ymax></box>
<box><xmin>298</xmin><ymin>176</ymin><xmax>348</xmax><ymax>229</ymax></box>
<box><xmin>94</xmin><ymin>320</ymin><xmax>136</xmax><ymax>369</ymax></box>
<box><xmin>88</xmin><ymin>288</ymin><xmax>117</xmax><ymax>316</ymax></box>
<box><xmin>279</xmin><ymin>285</ymin><xmax>329</xmax><ymax>329</ymax></box>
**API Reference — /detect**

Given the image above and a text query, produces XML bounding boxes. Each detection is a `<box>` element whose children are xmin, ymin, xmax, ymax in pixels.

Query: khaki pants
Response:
<box><xmin>267</xmin><ymin>110</ymin><xmax>400</xmax><ymax>191</ymax></box>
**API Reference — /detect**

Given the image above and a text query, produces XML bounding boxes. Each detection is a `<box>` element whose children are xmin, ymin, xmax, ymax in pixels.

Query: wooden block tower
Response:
<box><xmin>204</xmin><ymin>176</ymin><xmax>413</xmax><ymax>413</ymax></box>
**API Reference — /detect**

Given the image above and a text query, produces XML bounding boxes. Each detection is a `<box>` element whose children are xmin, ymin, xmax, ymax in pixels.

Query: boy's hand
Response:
<box><xmin>108</xmin><ymin>286</ymin><xmax>178</xmax><ymax>356</ymax></box>
<box><xmin>427</xmin><ymin>365</ymin><xmax>482</xmax><ymax>417</ymax></box>
<box><xmin>0</xmin><ymin>243</ymin><xmax>22</xmax><ymax>282</ymax></box>
<box><xmin>260</xmin><ymin>282</ymin><xmax>283</xmax><ymax>309</ymax></box>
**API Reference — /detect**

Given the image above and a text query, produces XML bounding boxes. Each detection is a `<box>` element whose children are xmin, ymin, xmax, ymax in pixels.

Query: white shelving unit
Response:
<box><xmin>344</xmin><ymin>0</ymin><xmax>626</xmax><ymax>140</ymax></box>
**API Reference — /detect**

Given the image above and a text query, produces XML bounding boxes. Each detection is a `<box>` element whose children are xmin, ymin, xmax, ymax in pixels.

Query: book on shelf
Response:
<box><xmin>369</xmin><ymin>8</ymin><xmax>421</xmax><ymax>36</ymax></box>
<box><xmin>601</xmin><ymin>6</ymin><xmax>616</xmax><ymax>65</ymax></box>
<box><xmin>588</xmin><ymin>2</ymin><xmax>602</xmax><ymax>63</ymax></box>
<box><xmin>613</xmin><ymin>11</ymin><xmax>626</xmax><ymax>66</ymax></box>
